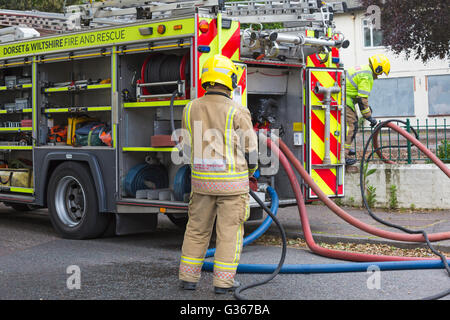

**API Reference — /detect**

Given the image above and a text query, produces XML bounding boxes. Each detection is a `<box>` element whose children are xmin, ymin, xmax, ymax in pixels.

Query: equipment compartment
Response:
<box><xmin>36</xmin><ymin>51</ymin><xmax>113</xmax><ymax>147</ymax></box>
<box><xmin>117</xmin><ymin>45</ymin><xmax>191</xmax><ymax>202</ymax></box>
<box><xmin>247</xmin><ymin>66</ymin><xmax>304</xmax><ymax>200</ymax></box>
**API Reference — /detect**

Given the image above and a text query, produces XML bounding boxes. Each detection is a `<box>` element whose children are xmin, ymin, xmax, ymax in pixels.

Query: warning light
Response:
<box><xmin>157</xmin><ymin>25</ymin><xmax>166</xmax><ymax>34</ymax></box>
<box><xmin>198</xmin><ymin>46</ymin><xmax>211</xmax><ymax>53</ymax></box>
<box><xmin>199</xmin><ymin>20</ymin><xmax>209</xmax><ymax>33</ymax></box>
<box><xmin>173</xmin><ymin>25</ymin><xmax>183</xmax><ymax>31</ymax></box>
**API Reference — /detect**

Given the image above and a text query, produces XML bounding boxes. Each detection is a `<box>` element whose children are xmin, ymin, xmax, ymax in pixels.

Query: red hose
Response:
<box><xmin>267</xmin><ymin>138</ymin><xmax>437</xmax><ymax>262</ymax></box>
<box><xmin>277</xmin><ymin>138</ymin><xmax>450</xmax><ymax>243</ymax></box>
<box><xmin>387</xmin><ymin>122</ymin><xmax>450</xmax><ymax>178</ymax></box>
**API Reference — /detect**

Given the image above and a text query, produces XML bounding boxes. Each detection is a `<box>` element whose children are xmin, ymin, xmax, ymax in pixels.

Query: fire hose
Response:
<box><xmin>201</xmin><ymin>123</ymin><xmax>450</xmax><ymax>300</ymax></box>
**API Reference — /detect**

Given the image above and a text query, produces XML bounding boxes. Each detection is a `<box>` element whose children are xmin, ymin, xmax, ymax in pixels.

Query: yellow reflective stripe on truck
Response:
<box><xmin>0</xmin><ymin>18</ymin><xmax>195</xmax><ymax>59</ymax></box>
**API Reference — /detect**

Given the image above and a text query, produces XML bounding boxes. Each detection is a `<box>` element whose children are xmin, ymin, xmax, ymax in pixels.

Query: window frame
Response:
<box><xmin>362</xmin><ymin>17</ymin><xmax>385</xmax><ymax>49</ymax></box>
<box><xmin>369</xmin><ymin>76</ymin><xmax>416</xmax><ymax>118</ymax></box>
<box><xmin>427</xmin><ymin>74</ymin><xmax>450</xmax><ymax>117</ymax></box>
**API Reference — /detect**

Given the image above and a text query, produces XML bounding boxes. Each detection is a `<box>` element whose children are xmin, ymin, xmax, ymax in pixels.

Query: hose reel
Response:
<box><xmin>173</xmin><ymin>165</ymin><xmax>191</xmax><ymax>202</ymax></box>
<box><xmin>123</xmin><ymin>163</ymin><xmax>169</xmax><ymax>198</ymax></box>
<box><xmin>138</xmin><ymin>52</ymin><xmax>190</xmax><ymax>99</ymax></box>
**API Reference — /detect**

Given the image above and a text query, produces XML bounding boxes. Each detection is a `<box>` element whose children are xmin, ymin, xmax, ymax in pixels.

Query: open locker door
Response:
<box><xmin>304</xmin><ymin>67</ymin><xmax>346</xmax><ymax>200</ymax></box>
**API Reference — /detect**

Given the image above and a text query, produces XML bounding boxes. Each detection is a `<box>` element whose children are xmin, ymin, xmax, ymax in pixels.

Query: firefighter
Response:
<box><xmin>345</xmin><ymin>54</ymin><xmax>391</xmax><ymax>165</ymax></box>
<box><xmin>178</xmin><ymin>54</ymin><xmax>258</xmax><ymax>294</ymax></box>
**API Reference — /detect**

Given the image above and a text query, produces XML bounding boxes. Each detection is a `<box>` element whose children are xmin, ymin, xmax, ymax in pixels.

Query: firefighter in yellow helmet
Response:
<box><xmin>345</xmin><ymin>54</ymin><xmax>390</xmax><ymax>165</ymax></box>
<box><xmin>178</xmin><ymin>54</ymin><xmax>258</xmax><ymax>294</ymax></box>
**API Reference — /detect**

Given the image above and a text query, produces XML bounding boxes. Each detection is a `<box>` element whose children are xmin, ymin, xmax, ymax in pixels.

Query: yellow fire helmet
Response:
<box><xmin>201</xmin><ymin>54</ymin><xmax>238</xmax><ymax>91</ymax></box>
<box><xmin>369</xmin><ymin>54</ymin><xmax>391</xmax><ymax>76</ymax></box>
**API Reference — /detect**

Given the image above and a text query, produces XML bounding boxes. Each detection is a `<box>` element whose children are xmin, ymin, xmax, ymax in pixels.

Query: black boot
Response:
<box><xmin>181</xmin><ymin>281</ymin><xmax>197</xmax><ymax>290</ymax></box>
<box><xmin>345</xmin><ymin>158</ymin><xmax>357</xmax><ymax>166</ymax></box>
<box><xmin>214</xmin><ymin>280</ymin><xmax>241</xmax><ymax>294</ymax></box>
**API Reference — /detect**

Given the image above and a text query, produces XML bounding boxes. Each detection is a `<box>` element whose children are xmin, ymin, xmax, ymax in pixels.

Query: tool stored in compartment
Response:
<box><xmin>48</xmin><ymin>125</ymin><xmax>68</xmax><ymax>144</ymax></box>
<box><xmin>67</xmin><ymin>116</ymin><xmax>98</xmax><ymax>146</ymax></box>
<box><xmin>100</xmin><ymin>128</ymin><xmax>112</xmax><ymax>147</ymax></box>
<box><xmin>75</xmin><ymin>122</ymin><xmax>110</xmax><ymax>147</ymax></box>
<box><xmin>5</xmin><ymin>76</ymin><xmax>16</xmax><ymax>89</ymax></box>
<box><xmin>20</xmin><ymin>119</ymin><xmax>33</xmax><ymax>127</ymax></box>
<box><xmin>0</xmin><ymin>168</ymin><xmax>33</xmax><ymax>188</ymax></box>
<box><xmin>150</xmin><ymin>135</ymin><xmax>176</xmax><ymax>147</ymax></box>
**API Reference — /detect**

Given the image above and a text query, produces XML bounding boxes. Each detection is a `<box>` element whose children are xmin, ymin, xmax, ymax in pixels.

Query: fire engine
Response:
<box><xmin>0</xmin><ymin>0</ymin><xmax>349</xmax><ymax>239</ymax></box>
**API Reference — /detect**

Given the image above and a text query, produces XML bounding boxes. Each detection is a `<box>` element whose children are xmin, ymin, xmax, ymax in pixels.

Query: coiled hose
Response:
<box><xmin>123</xmin><ymin>163</ymin><xmax>169</xmax><ymax>197</ymax></box>
<box><xmin>143</xmin><ymin>53</ymin><xmax>188</xmax><ymax>95</ymax></box>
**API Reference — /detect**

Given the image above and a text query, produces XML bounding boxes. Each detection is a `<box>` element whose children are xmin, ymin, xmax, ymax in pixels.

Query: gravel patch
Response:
<box><xmin>254</xmin><ymin>235</ymin><xmax>449</xmax><ymax>258</ymax></box>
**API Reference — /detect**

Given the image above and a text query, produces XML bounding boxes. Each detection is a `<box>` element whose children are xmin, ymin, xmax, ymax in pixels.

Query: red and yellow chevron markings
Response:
<box><xmin>308</xmin><ymin>69</ymin><xmax>344</xmax><ymax>197</ymax></box>
<box><xmin>197</xmin><ymin>17</ymin><xmax>240</xmax><ymax>97</ymax></box>
<box><xmin>220</xmin><ymin>19</ymin><xmax>240</xmax><ymax>61</ymax></box>
<box><xmin>302</xmin><ymin>28</ymin><xmax>344</xmax><ymax>198</ymax></box>
<box><xmin>234</xmin><ymin>64</ymin><xmax>247</xmax><ymax>108</ymax></box>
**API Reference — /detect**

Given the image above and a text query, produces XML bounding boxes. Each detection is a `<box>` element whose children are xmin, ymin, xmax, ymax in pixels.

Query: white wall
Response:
<box><xmin>334</xmin><ymin>11</ymin><xmax>450</xmax><ymax>125</ymax></box>
<box><xmin>343</xmin><ymin>164</ymin><xmax>450</xmax><ymax>209</ymax></box>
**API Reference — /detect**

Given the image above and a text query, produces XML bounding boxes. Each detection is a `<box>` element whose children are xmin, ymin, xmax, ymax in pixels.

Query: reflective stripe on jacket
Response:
<box><xmin>346</xmin><ymin>64</ymin><xmax>374</xmax><ymax>111</ymax></box>
<box><xmin>181</xmin><ymin>88</ymin><xmax>258</xmax><ymax>196</ymax></box>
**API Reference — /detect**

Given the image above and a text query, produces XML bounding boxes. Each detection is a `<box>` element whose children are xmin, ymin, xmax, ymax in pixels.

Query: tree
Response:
<box><xmin>360</xmin><ymin>0</ymin><xmax>450</xmax><ymax>62</ymax></box>
<box><xmin>0</xmin><ymin>0</ymin><xmax>83</xmax><ymax>13</ymax></box>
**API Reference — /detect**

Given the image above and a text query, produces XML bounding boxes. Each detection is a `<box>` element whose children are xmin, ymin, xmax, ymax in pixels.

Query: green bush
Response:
<box><xmin>436</xmin><ymin>140</ymin><xmax>450</xmax><ymax>164</ymax></box>
<box><xmin>389</xmin><ymin>185</ymin><xmax>398</xmax><ymax>210</ymax></box>
<box><xmin>362</xmin><ymin>163</ymin><xmax>377</xmax><ymax>208</ymax></box>
<box><xmin>366</xmin><ymin>185</ymin><xmax>377</xmax><ymax>208</ymax></box>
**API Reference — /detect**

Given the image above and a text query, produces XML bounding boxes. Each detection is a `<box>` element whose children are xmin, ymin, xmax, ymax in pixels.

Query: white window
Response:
<box><xmin>369</xmin><ymin>77</ymin><xmax>415</xmax><ymax>117</ymax></box>
<box><xmin>363</xmin><ymin>18</ymin><xmax>384</xmax><ymax>48</ymax></box>
<box><xmin>428</xmin><ymin>74</ymin><xmax>450</xmax><ymax>116</ymax></box>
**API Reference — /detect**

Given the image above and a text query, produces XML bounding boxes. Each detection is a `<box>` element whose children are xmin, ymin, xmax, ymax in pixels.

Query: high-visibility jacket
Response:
<box><xmin>346</xmin><ymin>64</ymin><xmax>374</xmax><ymax>114</ymax></box>
<box><xmin>181</xmin><ymin>88</ymin><xmax>258</xmax><ymax>196</ymax></box>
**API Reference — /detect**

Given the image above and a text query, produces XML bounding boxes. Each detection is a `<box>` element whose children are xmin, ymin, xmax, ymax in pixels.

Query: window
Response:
<box><xmin>363</xmin><ymin>18</ymin><xmax>384</xmax><ymax>48</ymax></box>
<box><xmin>428</xmin><ymin>74</ymin><xmax>450</xmax><ymax>116</ymax></box>
<box><xmin>369</xmin><ymin>77</ymin><xmax>415</xmax><ymax>117</ymax></box>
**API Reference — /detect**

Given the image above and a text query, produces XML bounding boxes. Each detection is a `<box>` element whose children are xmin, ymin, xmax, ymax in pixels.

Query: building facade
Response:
<box><xmin>333</xmin><ymin>1</ymin><xmax>450</xmax><ymax>125</ymax></box>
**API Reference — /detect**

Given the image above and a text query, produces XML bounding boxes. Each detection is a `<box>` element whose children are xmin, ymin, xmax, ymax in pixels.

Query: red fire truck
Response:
<box><xmin>0</xmin><ymin>0</ymin><xmax>349</xmax><ymax>238</ymax></box>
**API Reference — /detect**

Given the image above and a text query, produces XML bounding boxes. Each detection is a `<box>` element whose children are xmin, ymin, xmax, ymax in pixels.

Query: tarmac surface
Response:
<box><xmin>0</xmin><ymin>203</ymin><xmax>449</xmax><ymax>302</ymax></box>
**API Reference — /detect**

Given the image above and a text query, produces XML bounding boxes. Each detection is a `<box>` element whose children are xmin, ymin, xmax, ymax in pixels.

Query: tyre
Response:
<box><xmin>47</xmin><ymin>161</ymin><xmax>111</xmax><ymax>239</ymax></box>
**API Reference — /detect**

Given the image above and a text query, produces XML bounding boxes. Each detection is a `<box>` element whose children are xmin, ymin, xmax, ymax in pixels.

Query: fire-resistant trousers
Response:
<box><xmin>345</xmin><ymin>106</ymin><xmax>358</xmax><ymax>153</ymax></box>
<box><xmin>179</xmin><ymin>192</ymin><xmax>250</xmax><ymax>288</ymax></box>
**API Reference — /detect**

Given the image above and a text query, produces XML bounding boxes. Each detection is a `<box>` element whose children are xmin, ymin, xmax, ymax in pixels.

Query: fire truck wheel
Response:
<box><xmin>47</xmin><ymin>161</ymin><xmax>111</xmax><ymax>239</ymax></box>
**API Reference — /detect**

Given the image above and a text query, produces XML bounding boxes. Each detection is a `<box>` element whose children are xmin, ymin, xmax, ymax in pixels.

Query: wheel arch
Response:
<box><xmin>36</xmin><ymin>152</ymin><xmax>108</xmax><ymax>213</ymax></box>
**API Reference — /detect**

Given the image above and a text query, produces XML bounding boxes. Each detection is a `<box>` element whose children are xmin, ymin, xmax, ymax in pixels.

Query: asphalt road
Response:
<box><xmin>0</xmin><ymin>204</ymin><xmax>449</xmax><ymax>302</ymax></box>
